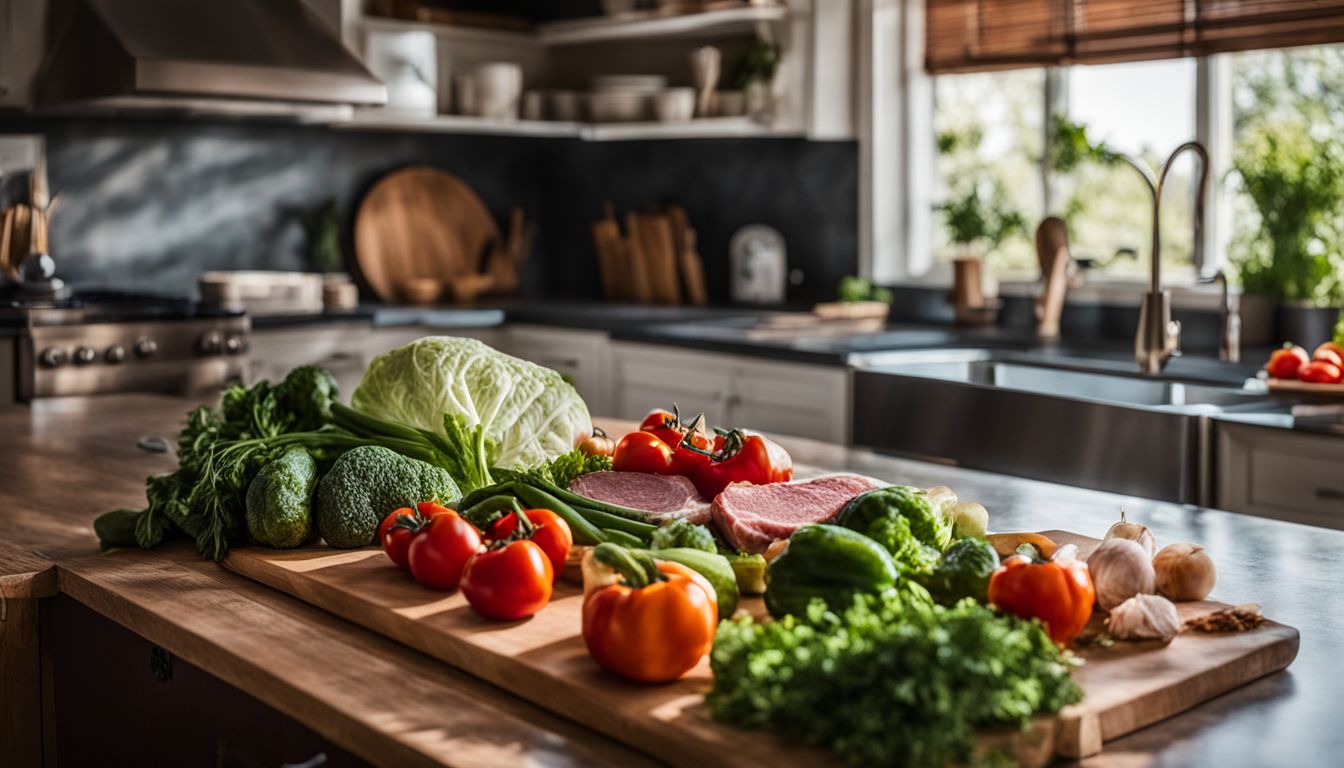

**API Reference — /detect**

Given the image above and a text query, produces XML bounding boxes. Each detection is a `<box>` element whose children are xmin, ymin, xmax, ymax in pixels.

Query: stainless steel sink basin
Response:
<box><xmin>850</xmin><ymin>349</ymin><xmax>1277</xmax><ymax>504</ymax></box>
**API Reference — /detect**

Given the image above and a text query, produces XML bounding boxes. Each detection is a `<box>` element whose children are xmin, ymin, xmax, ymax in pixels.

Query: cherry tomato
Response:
<box><xmin>1266</xmin><ymin>344</ymin><xmax>1310</xmax><ymax>379</ymax></box>
<box><xmin>378</xmin><ymin>503</ymin><xmax>452</xmax><ymax>569</ymax></box>
<box><xmin>613</xmin><ymin>431</ymin><xmax>676</xmax><ymax>474</ymax></box>
<box><xmin>460</xmin><ymin>540</ymin><xmax>554</xmax><ymax>620</ymax></box>
<box><xmin>488</xmin><ymin>509</ymin><xmax>573</xmax><ymax>582</ymax></box>
<box><xmin>1300</xmin><ymin>360</ymin><xmax>1343</xmax><ymax>384</ymax></box>
<box><xmin>407</xmin><ymin>511</ymin><xmax>482</xmax><ymax>590</ymax></box>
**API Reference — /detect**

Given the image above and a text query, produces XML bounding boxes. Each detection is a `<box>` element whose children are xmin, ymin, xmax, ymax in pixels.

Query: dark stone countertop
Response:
<box><xmin>776</xmin><ymin>435</ymin><xmax>1342</xmax><ymax>767</ymax></box>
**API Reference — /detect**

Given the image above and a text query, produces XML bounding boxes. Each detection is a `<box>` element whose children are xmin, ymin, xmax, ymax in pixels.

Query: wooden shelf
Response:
<box><xmin>355</xmin><ymin>15</ymin><xmax>533</xmax><ymax>47</ymax></box>
<box><xmin>582</xmin><ymin>117</ymin><xmax>796</xmax><ymax>141</ymax></box>
<box><xmin>337</xmin><ymin>111</ymin><xmax>582</xmax><ymax>138</ymax></box>
<box><xmin>536</xmin><ymin>5</ymin><xmax>789</xmax><ymax>46</ymax></box>
<box><xmin>334</xmin><ymin>111</ymin><xmax>796</xmax><ymax>141</ymax></box>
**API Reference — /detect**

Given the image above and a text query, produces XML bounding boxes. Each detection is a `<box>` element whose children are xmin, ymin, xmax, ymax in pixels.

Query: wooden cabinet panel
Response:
<box><xmin>1215</xmin><ymin>422</ymin><xmax>1344</xmax><ymax>530</ymax></box>
<box><xmin>609</xmin><ymin>342</ymin><xmax>849</xmax><ymax>442</ymax></box>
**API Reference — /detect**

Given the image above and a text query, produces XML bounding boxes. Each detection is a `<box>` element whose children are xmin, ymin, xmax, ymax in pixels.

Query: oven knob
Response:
<box><xmin>39</xmin><ymin>347</ymin><xmax>68</xmax><ymax>368</ymax></box>
<box><xmin>198</xmin><ymin>331</ymin><xmax>223</xmax><ymax>355</ymax></box>
<box><xmin>134</xmin><ymin>338</ymin><xmax>158</xmax><ymax>358</ymax></box>
<box><xmin>73</xmin><ymin>346</ymin><xmax>97</xmax><ymax>365</ymax></box>
<box><xmin>223</xmin><ymin>333</ymin><xmax>247</xmax><ymax>355</ymax></box>
<box><xmin>105</xmin><ymin>345</ymin><xmax>127</xmax><ymax>364</ymax></box>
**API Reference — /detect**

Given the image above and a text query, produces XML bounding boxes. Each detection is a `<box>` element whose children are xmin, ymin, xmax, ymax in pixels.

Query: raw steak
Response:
<box><xmin>712</xmin><ymin>474</ymin><xmax>886</xmax><ymax>554</ymax></box>
<box><xmin>567</xmin><ymin>471</ymin><xmax>712</xmax><ymax>525</ymax></box>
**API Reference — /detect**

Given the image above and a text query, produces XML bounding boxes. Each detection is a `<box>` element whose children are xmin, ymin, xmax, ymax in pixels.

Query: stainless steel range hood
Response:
<box><xmin>32</xmin><ymin>0</ymin><xmax>387</xmax><ymax>119</ymax></box>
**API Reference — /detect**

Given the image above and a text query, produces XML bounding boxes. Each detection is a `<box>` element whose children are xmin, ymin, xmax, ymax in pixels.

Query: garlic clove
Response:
<box><xmin>1106</xmin><ymin>594</ymin><xmax>1181</xmax><ymax>643</ymax></box>
<box><xmin>1103</xmin><ymin>509</ymin><xmax>1158</xmax><ymax>558</ymax></box>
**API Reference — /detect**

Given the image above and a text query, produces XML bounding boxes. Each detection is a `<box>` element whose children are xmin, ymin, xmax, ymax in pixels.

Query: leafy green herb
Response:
<box><xmin>495</xmin><ymin>447</ymin><xmax>612</xmax><ymax>489</ymax></box>
<box><xmin>836</xmin><ymin>276</ymin><xmax>892</xmax><ymax>304</ymax></box>
<box><xmin>709</xmin><ymin>592</ymin><xmax>1083</xmax><ymax>767</ymax></box>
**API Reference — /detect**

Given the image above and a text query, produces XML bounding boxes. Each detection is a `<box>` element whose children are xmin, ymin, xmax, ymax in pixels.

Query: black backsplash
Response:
<box><xmin>1</xmin><ymin>117</ymin><xmax>857</xmax><ymax>304</ymax></box>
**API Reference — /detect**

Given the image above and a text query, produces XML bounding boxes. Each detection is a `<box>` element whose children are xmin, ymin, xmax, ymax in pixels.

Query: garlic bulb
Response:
<box><xmin>1106</xmin><ymin>594</ymin><xmax>1181</xmax><ymax>643</ymax></box>
<box><xmin>1103</xmin><ymin>510</ymin><xmax>1157</xmax><ymax>558</ymax></box>
<box><xmin>1087</xmin><ymin>538</ymin><xmax>1156</xmax><ymax>610</ymax></box>
<box><xmin>1153</xmin><ymin>543</ymin><xmax>1216</xmax><ymax>601</ymax></box>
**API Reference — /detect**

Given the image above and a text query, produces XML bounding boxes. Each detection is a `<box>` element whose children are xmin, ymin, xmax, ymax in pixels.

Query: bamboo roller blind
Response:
<box><xmin>925</xmin><ymin>0</ymin><xmax>1344</xmax><ymax>73</ymax></box>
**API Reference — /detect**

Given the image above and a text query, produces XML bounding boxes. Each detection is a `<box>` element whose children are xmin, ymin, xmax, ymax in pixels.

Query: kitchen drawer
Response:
<box><xmin>610</xmin><ymin>343</ymin><xmax>735</xmax><ymax>424</ymax></box>
<box><xmin>1215</xmin><ymin>422</ymin><xmax>1344</xmax><ymax>530</ymax></box>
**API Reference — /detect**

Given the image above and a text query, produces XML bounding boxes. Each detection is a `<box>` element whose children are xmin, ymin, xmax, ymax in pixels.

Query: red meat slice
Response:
<box><xmin>567</xmin><ymin>471</ymin><xmax>711</xmax><ymax>525</ymax></box>
<box><xmin>711</xmin><ymin>474</ymin><xmax>886</xmax><ymax>554</ymax></box>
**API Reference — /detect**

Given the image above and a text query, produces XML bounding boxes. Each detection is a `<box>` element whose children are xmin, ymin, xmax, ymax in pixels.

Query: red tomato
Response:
<box><xmin>638</xmin><ymin>407</ymin><xmax>715</xmax><ymax>474</ymax></box>
<box><xmin>460</xmin><ymin>541</ymin><xmax>554</xmax><ymax>620</ymax></box>
<box><xmin>378</xmin><ymin>504</ymin><xmax>452</xmax><ymax>569</ymax></box>
<box><xmin>613</xmin><ymin>431</ymin><xmax>676</xmax><ymax>474</ymax></box>
<box><xmin>407</xmin><ymin>511</ymin><xmax>482</xmax><ymax>590</ymax></box>
<box><xmin>1266</xmin><ymin>344</ymin><xmax>1310</xmax><ymax>379</ymax></box>
<box><xmin>1300</xmin><ymin>360</ymin><xmax>1343</xmax><ymax>384</ymax></box>
<box><xmin>488</xmin><ymin>509</ymin><xmax>573</xmax><ymax>582</ymax></box>
<box><xmin>1312</xmin><ymin>346</ymin><xmax>1344</xmax><ymax>368</ymax></box>
<box><xmin>691</xmin><ymin>429</ymin><xmax>794</xmax><ymax>499</ymax></box>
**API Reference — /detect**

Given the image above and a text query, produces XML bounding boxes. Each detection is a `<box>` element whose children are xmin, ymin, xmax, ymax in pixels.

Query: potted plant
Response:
<box><xmin>729</xmin><ymin>37</ymin><xmax>781</xmax><ymax>119</ymax></box>
<box><xmin>1231</xmin><ymin>120</ymin><xmax>1344</xmax><ymax>348</ymax></box>
<box><xmin>936</xmin><ymin>180</ymin><xmax>1027</xmax><ymax>261</ymax></box>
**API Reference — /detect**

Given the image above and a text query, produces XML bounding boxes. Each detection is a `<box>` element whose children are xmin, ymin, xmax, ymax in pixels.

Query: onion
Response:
<box><xmin>1153</xmin><ymin>543</ymin><xmax>1216</xmax><ymax>601</ymax></box>
<box><xmin>1088</xmin><ymin>538</ymin><xmax>1156</xmax><ymax>611</ymax></box>
<box><xmin>1103</xmin><ymin>510</ymin><xmax>1157</xmax><ymax>558</ymax></box>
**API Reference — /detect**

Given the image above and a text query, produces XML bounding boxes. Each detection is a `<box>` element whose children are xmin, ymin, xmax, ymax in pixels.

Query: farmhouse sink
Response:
<box><xmin>850</xmin><ymin>349</ymin><xmax>1277</xmax><ymax>505</ymax></box>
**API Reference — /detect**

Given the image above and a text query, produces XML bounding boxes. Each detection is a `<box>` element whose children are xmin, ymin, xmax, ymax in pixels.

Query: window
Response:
<box><xmin>931</xmin><ymin>69</ymin><xmax>1044</xmax><ymax>274</ymax></box>
<box><xmin>1061</xmin><ymin>58</ymin><xmax>1198</xmax><ymax>279</ymax></box>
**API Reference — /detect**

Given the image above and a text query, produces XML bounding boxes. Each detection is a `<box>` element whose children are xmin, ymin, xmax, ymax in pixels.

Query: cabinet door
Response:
<box><xmin>249</xmin><ymin>325</ymin><xmax>371</xmax><ymax>398</ymax></box>
<box><xmin>729</xmin><ymin>359</ymin><xmax>850</xmax><ymax>443</ymax></box>
<box><xmin>507</xmin><ymin>325</ymin><xmax>611</xmax><ymax>415</ymax></box>
<box><xmin>1215</xmin><ymin>422</ymin><xmax>1344</xmax><ymax>530</ymax></box>
<box><xmin>609</xmin><ymin>343</ymin><xmax>733</xmax><ymax>425</ymax></box>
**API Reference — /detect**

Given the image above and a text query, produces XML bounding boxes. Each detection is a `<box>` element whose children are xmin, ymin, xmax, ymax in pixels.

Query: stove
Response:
<box><xmin>3</xmin><ymin>289</ymin><xmax>250</xmax><ymax>401</ymax></box>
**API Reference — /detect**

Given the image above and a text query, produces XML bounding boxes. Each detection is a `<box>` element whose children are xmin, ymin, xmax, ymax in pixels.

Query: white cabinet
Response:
<box><xmin>248</xmin><ymin>324</ymin><xmax>501</xmax><ymax>400</ymax></box>
<box><xmin>504</xmin><ymin>325</ymin><xmax>612</xmax><ymax>417</ymax></box>
<box><xmin>609</xmin><ymin>342</ymin><xmax>849</xmax><ymax>443</ymax></box>
<box><xmin>1215</xmin><ymin>422</ymin><xmax>1344</xmax><ymax>530</ymax></box>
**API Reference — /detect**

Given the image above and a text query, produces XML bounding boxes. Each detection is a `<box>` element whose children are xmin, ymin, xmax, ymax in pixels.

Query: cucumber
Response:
<box><xmin>642</xmin><ymin>547</ymin><xmax>740</xmax><ymax>616</ymax></box>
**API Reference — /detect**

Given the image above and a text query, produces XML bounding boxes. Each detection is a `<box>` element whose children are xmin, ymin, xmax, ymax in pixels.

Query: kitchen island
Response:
<box><xmin>2</xmin><ymin>394</ymin><xmax>1339</xmax><ymax>766</ymax></box>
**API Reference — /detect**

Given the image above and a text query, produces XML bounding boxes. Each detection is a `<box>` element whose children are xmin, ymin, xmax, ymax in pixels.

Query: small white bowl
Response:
<box><xmin>587</xmin><ymin>92</ymin><xmax>648</xmax><ymax>122</ymax></box>
<box><xmin>653</xmin><ymin>88</ymin><xmax>695</xmax><ymax>122</ymax></box>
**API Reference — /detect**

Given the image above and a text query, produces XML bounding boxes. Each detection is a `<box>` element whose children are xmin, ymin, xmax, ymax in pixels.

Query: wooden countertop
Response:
<box><xmin>3</xmin><ymin>394</ymin><xmax>1341</xmax><ymax>767</ymax></box>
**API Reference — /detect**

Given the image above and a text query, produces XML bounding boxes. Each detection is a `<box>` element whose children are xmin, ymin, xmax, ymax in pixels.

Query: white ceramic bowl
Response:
<box><xmin>653</xmin><ymin>88</ymin><xmax>696</xmax><ymax>122</ymax></box>
<box><xmin>587</xmin><ymin>92</ymin><xmax>649</xmax><ymax>122</ymax></box>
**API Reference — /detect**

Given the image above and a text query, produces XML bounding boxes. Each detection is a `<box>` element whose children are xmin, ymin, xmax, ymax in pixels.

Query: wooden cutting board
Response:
<box><xmin>353</xmin><ymin>166</ymin><xmax>501</xmax><ymax>304</ymax></box>
<box><xmin>223</xmin><ymin>530</ymin><xmax>1298</xmax><ymax>767</ymax></box>
<box><xmin>1267</xmin><ymin>378</ymin><xmax>1344</xmax><ymax>398</ymax></box>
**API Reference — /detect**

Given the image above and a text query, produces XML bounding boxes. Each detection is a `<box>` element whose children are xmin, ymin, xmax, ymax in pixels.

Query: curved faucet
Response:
<box><xmin>1116</xmin><ymin>141</ymin><xmax>1210</xmax><ymax>374</ymax></box>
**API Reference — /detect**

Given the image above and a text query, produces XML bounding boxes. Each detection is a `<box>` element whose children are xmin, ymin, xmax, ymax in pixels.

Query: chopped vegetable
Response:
<box><xmin>649</xmin><ymin>520</ymin><xmax>716</xmax><ymax>553</ymax></box>
<box><xmin>708</xmin><ymin>590</ymin><xmax>1083</xmax><ymax>767</ymax></box>
<box><xmin>581</xmin><ymin>544</ymin><xmax>718</xmax><ymax>683</ymax></box>
<box><xmin>726</xmin><ymin>552</ymin><xmax>767</xmax><ymax>595</ymax></box>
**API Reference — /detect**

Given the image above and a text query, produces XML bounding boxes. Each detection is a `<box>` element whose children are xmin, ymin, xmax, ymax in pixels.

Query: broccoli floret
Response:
<box><xmin>650</xmin><ymin>520</ymin><xmax>717</xmax><ymax>553</ymax></box>
<box><xmin>246</xmin><ymin>447</ymin><xmax>317</xmax><ymax>549</ymax></box>
<box><xmin>278</xmin><ymin>365</ymin><xmax>339</xmax><ymax>433</ymax></box>
<box><xmin>727</xmin><ymin>552</ymin><xmax>767</xmax><ymax>595</ymax></box>
<box><xmin>314</xmin><ymin>446</ymin><xmax>460</xmax><ymax>548</ymax></box>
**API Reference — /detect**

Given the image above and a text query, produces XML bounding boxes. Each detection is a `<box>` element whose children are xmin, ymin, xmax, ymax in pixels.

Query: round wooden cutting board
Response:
<box><xmin>353</xmin><ymin>166</ymin><xmax>500</xmax><ymax>304</ymax></box>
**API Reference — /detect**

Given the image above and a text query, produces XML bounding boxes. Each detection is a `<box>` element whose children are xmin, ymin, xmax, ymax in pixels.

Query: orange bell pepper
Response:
<box><xmin>581</xmin><ymin>544</ymin><xmax>718</xmax><ymax>683</ymax></box>
<box><xmin>988</xmin><ymin>546</ymin><xmax>1095</xmax><ymax>646</ymax></box>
